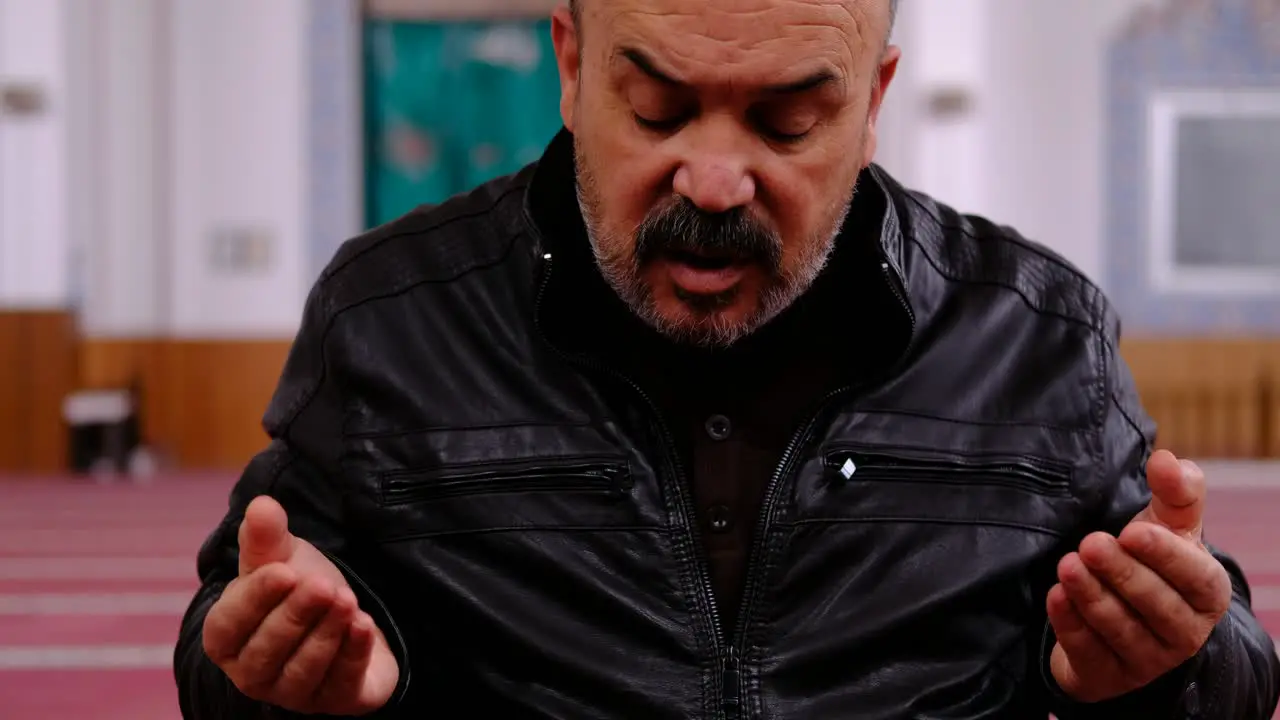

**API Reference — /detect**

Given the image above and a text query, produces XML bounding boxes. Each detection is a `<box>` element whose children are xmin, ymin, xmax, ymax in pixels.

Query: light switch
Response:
<box><xmin>0</xmin><ymin>81</ymin><xmax>48</xmax><ymax>117</ymax></box>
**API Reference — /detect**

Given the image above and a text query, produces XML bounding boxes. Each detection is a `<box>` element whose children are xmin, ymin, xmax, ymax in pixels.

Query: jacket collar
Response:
<box><xmin>522</xmin><ymin>128</ymin><xmax>914</xmax><ymax>368</ymax></box>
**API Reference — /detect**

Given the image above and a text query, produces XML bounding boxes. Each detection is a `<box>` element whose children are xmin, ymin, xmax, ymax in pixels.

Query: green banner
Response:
<box><xmin>363</xmin><ymin>18</ymin><xmax>565</xmax><ymax>227</ymax></box>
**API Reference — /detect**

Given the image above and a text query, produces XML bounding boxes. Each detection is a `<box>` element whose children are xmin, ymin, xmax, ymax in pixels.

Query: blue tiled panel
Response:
<box><xmin>1105</xmin><ymin>0</ymin><xmax>1280</xmax><ymax>334</ymax></box>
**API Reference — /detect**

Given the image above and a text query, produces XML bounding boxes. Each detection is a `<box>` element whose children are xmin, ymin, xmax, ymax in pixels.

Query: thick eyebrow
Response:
<box><xmin>618</xmin><ymin>47</ymin><xmax>681</xmax><ymax>87</ymax></box>
<box><xmin>616</xmin><ymin>46</ymin><xmax>841</xmax><ymax>96</ymax></box>
<box><xmin>764</xmin><ymin>69</ymin><xmax>839</xmax><ymax>96</ymax></box>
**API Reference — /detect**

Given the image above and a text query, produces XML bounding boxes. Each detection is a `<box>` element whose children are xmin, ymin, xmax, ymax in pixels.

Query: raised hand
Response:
<box><xmin>1047</xmin><ymin>449</ymin><xmax>1233</xmax><ymax>703</ymax></box>
<box><xmin>202</xmin><ymin>496</ymin><xmax>400</xmax><ymax>715</ymax></box>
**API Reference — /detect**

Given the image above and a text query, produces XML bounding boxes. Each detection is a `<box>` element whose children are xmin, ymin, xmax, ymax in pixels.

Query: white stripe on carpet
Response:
<box><xmin>1199</xmin><ymin>461</ymin><xmax>1280</xmax><ymax>489</ymax></box>
<box><xmin>0</xmin><ymin>557</ymin><xmax>192</xmax><ymax>581</ymax></box>
<box><xmin>0</xmin><ymin>644</ymin><xmax>173</xmax><ymax>670</ymax></box>
<box><xmin>1249</xmin><ymin>584</ymin><xmax>1280</xmax><ymax>612</ymax></box>
<box><xmin>0</xmin><ymin>592</ymin><xmax>191</xmax><ymax>615</ymax></box>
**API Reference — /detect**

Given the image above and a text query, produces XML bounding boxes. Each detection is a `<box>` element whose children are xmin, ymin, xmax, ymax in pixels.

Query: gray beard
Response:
<box><xmin>576</xmin><ymin>187</ymin><xmax>848</xmax><ymax>348</ymax></box>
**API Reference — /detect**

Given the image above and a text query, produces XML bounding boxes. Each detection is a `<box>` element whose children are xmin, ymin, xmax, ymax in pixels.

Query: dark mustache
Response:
<box><xmin>634</xmin><ymin>197</ymin><xmax>782</xmax><ymax>270</ymax></box>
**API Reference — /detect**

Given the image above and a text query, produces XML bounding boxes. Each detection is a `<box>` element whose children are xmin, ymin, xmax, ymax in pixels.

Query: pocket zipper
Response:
<box><xmin>380</xmin><ymin>458</ymin><xmax>632</xmax><ymax>505</ymax></box>
<box><xmin>823</xmin><ymin>447</ymin><xmax>1072</xmax><ymax>498</ymax></box>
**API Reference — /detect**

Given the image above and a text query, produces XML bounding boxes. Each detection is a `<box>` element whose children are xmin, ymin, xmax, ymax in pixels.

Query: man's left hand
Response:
<box><xmin>1047</xmin><ymin>449</ymin><xmax>1234</xmax><ymax>703</ymax></box>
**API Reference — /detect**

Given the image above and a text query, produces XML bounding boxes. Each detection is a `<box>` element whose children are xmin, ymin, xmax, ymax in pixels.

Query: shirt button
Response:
<box><xmin>704</xmin><ymin>414</ymin><xmax>732</xmax><ymax>441</ymax></box>
<box><xmin>707</xmin><ymin>504</ymin><xmax>733</xmax><ymax>533</ymax></box>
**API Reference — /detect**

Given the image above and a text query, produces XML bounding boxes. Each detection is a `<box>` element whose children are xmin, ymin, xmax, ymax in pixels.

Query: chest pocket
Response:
<box><xmin>794</xmin><ymin>444</ymin><xmax>1078</xmax><ymax>536</ymax></box>
<box><xmin>372</xmin><ymin>455</ymin><xmax>656</xmax><ymax>542</ymax></box>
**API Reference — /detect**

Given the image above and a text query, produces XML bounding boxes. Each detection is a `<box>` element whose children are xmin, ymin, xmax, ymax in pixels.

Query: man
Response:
<box><xmin>174</xmin><ymin>0</ymin><xmax>1280</xmax><ymax>717</ymax></box>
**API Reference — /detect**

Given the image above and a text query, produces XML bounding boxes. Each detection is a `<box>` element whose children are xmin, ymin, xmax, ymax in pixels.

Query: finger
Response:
<box><xmin>239</xmin><ymin>496</ymin><xmax>294</xmax><ymax>576</ymax></box>
<box><xmin>203</xmin><ymin>564</ymin><xmax>298</xmax><ymax>663</ymax></box>
<box><xmin>1046</xmin><ymin>582</ymin><xmax>1125</xmax><ymax>681</ymax></box>
<box><xmin>1058</xmin><ymin>550</ymin><xmax>1164</xmax><ymax>672</ymax></box>
<box><xmin>1078</xmin><ymin>531</ymin><xmax>1200</xmax><ymax>652</ymax></box>
<box><xmin>1144</xmin><ymin>450</ymin><xmax>1204</xmax><ymax>540</ymax></box>
<box><xmin>314</xmin><ymin>611</ymin><xmax>378</xmax><ymax>707</ymax></box>
<box><xmin>233</xmin><ymin>577</ymin><xmax>338</xmax><ymax>692</ymax></box>
<box><xmin>1119</xmin><ymin>521</ymin><xmax>1233</xmax><ymax>617</ymax></box>
<box><xmin>273</xmin><ymin>586</ymin><xmax>360</xmax><ymax>707</ymax></box>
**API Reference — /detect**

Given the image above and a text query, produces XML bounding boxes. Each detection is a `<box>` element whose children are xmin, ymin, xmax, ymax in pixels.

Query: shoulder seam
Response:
<box><xmin>277</xmin><ymin>227</ymin><xmax>526</xmax><ymax>438</ymax></box>
<box><xmin>899</xmin><ymin>191</ymin><xmax>1106</xmax><ymax>333</ymax></box>
<box><xmin>902</xmin><ymin>190</ymin><xmax>1100</xmax><ymax>290</ymax></box>
<box><xmin>320</xmin><ymin>179</ymin><xmax>529</xmax><ymax>289</ymax></box>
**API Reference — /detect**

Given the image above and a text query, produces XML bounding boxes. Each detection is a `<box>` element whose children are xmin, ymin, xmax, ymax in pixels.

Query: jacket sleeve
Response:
<box><xmin>1042</xmin><ymin>331</ymin><xmax>1280</xmax><ymax>719</ymax></box>
<box><xmin>173</xmin><ymin>282</ymin><xmax>411</xmax><ymax>719</ymax></box>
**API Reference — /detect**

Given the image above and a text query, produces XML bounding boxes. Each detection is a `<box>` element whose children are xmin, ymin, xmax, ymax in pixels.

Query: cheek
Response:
<box><xmin>581</xmin><ymin>141</ymin><xmax>672</xmax><ymax>232</ymax></box>
<box><xmin>579</xmin><ymin>89</ymin><xmax>678</xmax><ymax>198</ymax></box>
<box><xmin>762</xmin><ymin>149</ymin><xmax>860</xmax><ymax>254</ymax></box>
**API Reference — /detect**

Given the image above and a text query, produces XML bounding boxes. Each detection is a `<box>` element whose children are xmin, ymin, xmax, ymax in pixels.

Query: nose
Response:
<box><xmin>671</xmin><ymin>128</ymin><xmax>757</xmax><ymax>214</ymax></box>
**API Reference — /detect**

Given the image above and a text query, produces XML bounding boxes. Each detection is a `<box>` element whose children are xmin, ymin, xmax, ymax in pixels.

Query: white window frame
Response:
<box><xmin>1146</xmin><ymin>88</ymin><xmax>1280</xmax><ymax>296</ymax></box>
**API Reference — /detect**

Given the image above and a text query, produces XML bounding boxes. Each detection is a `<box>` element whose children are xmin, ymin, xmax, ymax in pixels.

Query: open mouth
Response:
<box><xmin>666</xmin><ymin>250</ymin><xmax>740</xmax><ymax>271</ymax></box>
<box><xmin>661</xmin><ymin>251</ymin><xmax>748</xmax><ymax>298</ymax></box>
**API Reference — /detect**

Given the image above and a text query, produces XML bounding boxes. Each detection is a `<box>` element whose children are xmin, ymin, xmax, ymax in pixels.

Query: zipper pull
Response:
<box><xmin>834</xmin><ymin>455</ymin><xmax>858</xmax><ymax>481</ymax></box>
<box><xmin>722</xmin><ymin>647</ymin><xmax>742</xmax><ymax>718</ymax></box>
<box><xmin>602</xmin><ymin>464</ymin><xmax>634</xmax><ymax>493</ymax></box>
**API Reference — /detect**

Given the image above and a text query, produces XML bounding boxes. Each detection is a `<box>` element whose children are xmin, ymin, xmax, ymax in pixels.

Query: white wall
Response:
<box><xmin>166</xmin><ymin>0</ymin><xmax>309</xmax><ymax>338</ymax></box>
<box><xmin>980</xmin><ymin>0</ymin><xmax>1151</xmax><ymax>284</ymax></box>
<box><xmin>57</xmin><ymin>0</ymin><xmax>335</xmax><ymax>339</ymax></box>
<box><xmin>877</xmin><ymin>0</ymin><xmax>993</xmax><ymax>217</ymax></box>
<box><xmin>70</xmin><ymin>0</ymin><xmax>167</xmax><ymax>335</ymax></box>
<box><xmin>878</xmin><ymin>0</ymin><xmax>1153</xmax><ymax>284</ymax></box>
<box><xmin>0</xmin><ymin>0</ymin><xmax>71</xmax><ymax>309</ymax></box>
<box><xmin>2</xmin><ymin>0</ymin><xmax>321</xmax><ymax>335</ymax></box>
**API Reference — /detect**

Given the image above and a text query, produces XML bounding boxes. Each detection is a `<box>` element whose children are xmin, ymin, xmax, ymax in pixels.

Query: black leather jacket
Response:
<box><xmin>175</xmin><ymin>130</ymin><xmax>1280</xmax><ymax>719</ymax></box>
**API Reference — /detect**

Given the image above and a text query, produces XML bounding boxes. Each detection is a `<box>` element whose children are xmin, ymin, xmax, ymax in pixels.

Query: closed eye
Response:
<box><xmin>758</xmin><ymin>125</ymin><xmax>810</xmax><ymax>143</ymax></box>
<box><xmin>634</xmin><ymin>112</ymin><xmax>690</xmax><ymax>134</ymax></box>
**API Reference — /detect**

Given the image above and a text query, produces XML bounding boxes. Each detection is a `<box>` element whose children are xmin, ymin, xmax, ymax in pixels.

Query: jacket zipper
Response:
<box><xmin>728</xmin><ymin>262</ymin><xmax>918</xmax><ymax>699</ymax></box>
<box><xmin>381</xmin><ymin>460</ymin><xmax>631</xmax><ymax>505</ymax></box>
<box><xmin>535</xmin><ymin>250</ymin><xmax>915</xmax><ymax>718</ymax></box>
<box><xmin>532</xmin><ymin>254</ymin><xmax>731</xmax><ymax>695</ymax></box>
<box><xmin>823</xmin><ymin>448</ymin><xmax>1073</xmax><ymax>497</ymax></box>
<box><xmin>722</xmin><ymin>646</ymin><xmax>742</xmax><ymax>719</ymax></box>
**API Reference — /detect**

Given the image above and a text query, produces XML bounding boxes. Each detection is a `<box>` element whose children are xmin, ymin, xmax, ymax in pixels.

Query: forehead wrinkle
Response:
<box><xmin>600</xmin><ymin>0</ymin><xmax>883</xmax><ymax>39</ymax></box>
<box><xmin>611</xmin><ymin>4</ymin><xmax>873</xmax><ymax>90</ymax></box>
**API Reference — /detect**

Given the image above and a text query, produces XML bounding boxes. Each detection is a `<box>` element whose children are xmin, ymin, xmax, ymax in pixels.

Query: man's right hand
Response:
<box><xmin>202</xmin><ymin>496</ymin><xmax>400</xmax><ymax>716</ymax></box>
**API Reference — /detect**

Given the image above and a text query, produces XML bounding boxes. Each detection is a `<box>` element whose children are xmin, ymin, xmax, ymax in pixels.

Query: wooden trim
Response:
<box><xmin>0</xmin><ymin>311</ymin><xmax>76</xmax><ymax>473</ymax></box>
<box><xmin>77</xmin><ymin>339</ymin><xmax>293</xmax><ymax>471</ymax></box>
<box><xmin>363</xmin><ymin>0</ymin><xmax>560</xmax><ymax>21</ymax></box>
<box><xmin>1121</xmin><ymin>337</ymin><xmax>1280</xmax><ymax>459</ymax></box>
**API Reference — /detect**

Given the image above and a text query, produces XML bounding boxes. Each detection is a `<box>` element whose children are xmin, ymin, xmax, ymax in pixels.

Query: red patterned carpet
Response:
<box><xmin>0</xmin><ymin>464</ymin><xmax>1277</xmax><ymax>719</ymax></box>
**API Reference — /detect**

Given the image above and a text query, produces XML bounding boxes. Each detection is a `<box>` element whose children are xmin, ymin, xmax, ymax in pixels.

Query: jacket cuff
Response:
<box><xmin>1039</xmin><ymin>620</ymin><xmax>1205</xmax><ymax>719</ymax></box>
<box><xmin>324</xmin><ymin>550</ymin><xmax>412</xmax><ymax>714</ymax></box>
<box><xmin>260</xmin><ymin>553</ymin><xmax>412</xmax><ymax>720</ymax></box>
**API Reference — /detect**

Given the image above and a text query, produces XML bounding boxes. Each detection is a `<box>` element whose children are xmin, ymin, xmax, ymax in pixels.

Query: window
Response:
<box><xmin>1147</xmin><ymin>90</ymin><xmax>1280</xmax><ymax>295</ymax></box>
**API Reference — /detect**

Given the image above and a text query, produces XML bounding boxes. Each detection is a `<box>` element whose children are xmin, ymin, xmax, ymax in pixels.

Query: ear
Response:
<box><xmin>551</xmin><ymin>5</ymin><xmax>581</xmax><ymax>133</ymax></box>
<box><xmin>862</xmin><ymin>44</ymin><xmax>901</xmax><ymax>168</ymax></box>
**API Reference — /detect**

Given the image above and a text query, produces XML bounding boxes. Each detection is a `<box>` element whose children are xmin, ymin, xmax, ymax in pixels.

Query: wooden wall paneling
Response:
<box><xmin>24</xmin><ymin>312</ymin><xmax>76</xmax><ymax>473</ymax></box>
<box><xmin>75</xmin><ymin>339</ymin><xmax>292</xmax><ymax>471</ymax></box>
<box><xmin>0</xmin><ymin>311</ymin><xmax>76</xmax><ymax>474</ymax></box>
<box><xmin>0</xmin><ymin>313</ymin><xmax>27</xmax><ymax>470</ymax></box>
<box><xmin>1121</xmin><ymin>338</ymin><xmax>1279</xmax><ymax>459</ymax></box>
<box><xmin>1263</xmin><ymin>342</ymin><xmax>1280</xmax><ymax>456</ymax></box>
<box><xmin>174</xmin><ymin>341</ymin><xmax>291</xmax><ymax>470</ymax></box>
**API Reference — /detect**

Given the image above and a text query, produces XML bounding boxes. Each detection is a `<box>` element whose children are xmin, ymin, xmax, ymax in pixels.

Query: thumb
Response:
<box><xmin>237</xmin><ymin>495</ymin><xmax>295</xmax><ymax>575</ymax></box>
<box><xmin>1143</xmin><ymin>449</ymin><xmax>1205</xmax><ymax>540</ymax></box>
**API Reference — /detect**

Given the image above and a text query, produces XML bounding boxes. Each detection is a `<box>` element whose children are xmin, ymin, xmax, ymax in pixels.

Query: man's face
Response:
<box><xmin>551</xmin><ymin>0</ymin><xmax>899</xmax><ymax>347</ymax></box>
